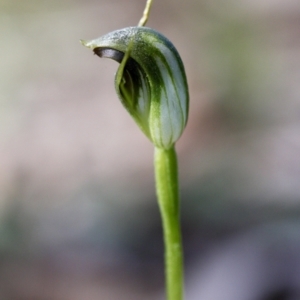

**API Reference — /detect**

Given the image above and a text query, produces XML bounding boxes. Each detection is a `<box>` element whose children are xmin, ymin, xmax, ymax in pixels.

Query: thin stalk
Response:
<box><xmin>138</xmin><ymin>0</ymin><xmax>153</xmax><ymax>26</ymax></box>
<box><xmin>154</xmin><ymin>146</ymin><xmax>184</xmax><ymax>300</ymax></box>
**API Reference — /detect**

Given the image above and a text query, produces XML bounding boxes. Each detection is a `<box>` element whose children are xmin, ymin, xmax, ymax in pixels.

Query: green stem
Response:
<box><xmin>154</xmin><ymin>146</ymin><xmax>184</xmax><ymax>300</ymax></box>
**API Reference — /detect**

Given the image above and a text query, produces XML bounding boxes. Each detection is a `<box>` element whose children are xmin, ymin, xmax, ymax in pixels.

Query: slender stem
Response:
<box><xmin>154</xmin><ymin>146</ymin><xmax>184</xmax><ymax>300</ymax></box>
<box><xmin>138</xmin><ymin>0</ymin><xmax>153</xmax><ymax>27</ymax></box>
<box><xmin>116</xmin><ymin>0</ymin><xmax>153</xmax><ymax>104</ymax></box>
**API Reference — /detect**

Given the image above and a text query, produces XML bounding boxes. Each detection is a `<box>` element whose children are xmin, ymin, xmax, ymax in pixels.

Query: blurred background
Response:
<box><xmin>1</xmin><ymin>0</ymin><xmax>300</xmax><ymax>299</ymax></box>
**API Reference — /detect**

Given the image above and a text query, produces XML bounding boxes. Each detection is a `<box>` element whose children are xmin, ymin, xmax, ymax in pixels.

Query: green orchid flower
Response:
<box><xmin>81</xmin><ymin>26</ymin><xmax>189</xmax><ymax>149</ymax></box>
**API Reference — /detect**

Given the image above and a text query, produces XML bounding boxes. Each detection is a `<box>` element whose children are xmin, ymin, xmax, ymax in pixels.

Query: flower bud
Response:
<box><xmin>81</xmin><ymin>26</ymin><xmax>189</xmax><ymax>149</ymax></box>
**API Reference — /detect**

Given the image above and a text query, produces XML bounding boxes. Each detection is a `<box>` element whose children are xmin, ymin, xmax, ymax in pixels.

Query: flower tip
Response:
<box><xmin>80</xmin><ymin>39</ymin><xmax>92</xmax><ymax>49</ymax></box>
<box><xmin>80</xmin><ymin>39</ymin><xmax>87</xmax><ymax>46</ymax></box>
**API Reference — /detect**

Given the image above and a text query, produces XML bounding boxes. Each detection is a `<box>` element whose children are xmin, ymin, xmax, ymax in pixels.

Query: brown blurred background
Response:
<box><xmin>1</xmin><ymin>0</ymin><xmax>300</xmax><ymax>299</ymax></box>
